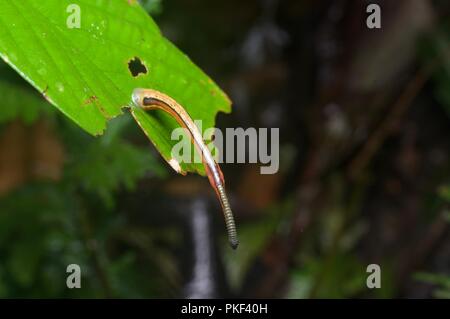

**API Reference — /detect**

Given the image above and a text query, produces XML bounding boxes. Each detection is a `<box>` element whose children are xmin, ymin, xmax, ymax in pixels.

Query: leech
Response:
<box><xmin>132</xmin><ymin>88</ymin><xmax>239</xmax><ymax>249</ymax></box>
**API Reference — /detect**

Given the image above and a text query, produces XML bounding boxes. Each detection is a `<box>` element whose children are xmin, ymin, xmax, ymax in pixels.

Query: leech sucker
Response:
<box><xmin>132</xmin><ymin>88</ymin><xmax>239</xmax><ymax>249</ymax></box>
<box><xmin>217</xmin><ymin>184</ymin><xmax>239</xmax><ymax>249</ymax></box>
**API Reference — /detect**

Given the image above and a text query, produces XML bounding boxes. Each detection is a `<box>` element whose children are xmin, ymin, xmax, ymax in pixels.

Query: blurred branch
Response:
<box><xmin>348</xmin><ymin>65</ymin><xmax>435</xmax><ymax>180</ymax></box>
<box><xmin>396</xmin><ymin>212</ymin><xmax>449</xmax><ymax>294</ymax></box>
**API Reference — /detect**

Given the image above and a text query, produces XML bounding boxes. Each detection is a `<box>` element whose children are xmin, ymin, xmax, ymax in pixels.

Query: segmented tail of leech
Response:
<box><xmin>217</xmin><ymin>184</ymin><xmax>239</xmax><ymax>249</ymax></box>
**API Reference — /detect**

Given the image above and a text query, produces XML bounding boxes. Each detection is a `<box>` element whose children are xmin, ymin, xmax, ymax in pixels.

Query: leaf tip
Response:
<box><xmin>168</xmin><ymin>158</ymin><xmax>185</xmax><ymax>175</ymax></box>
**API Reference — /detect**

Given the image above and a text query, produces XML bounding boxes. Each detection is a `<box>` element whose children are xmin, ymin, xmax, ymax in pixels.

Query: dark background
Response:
<box><xmin>0</xmin><ymin>0</ymin><xmax>448</xmax><ymax>298</ymax></box>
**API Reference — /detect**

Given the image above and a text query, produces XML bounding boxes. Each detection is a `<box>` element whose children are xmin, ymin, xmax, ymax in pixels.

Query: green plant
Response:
<box><xmin>0</xmin><ymin>0</ymin><xmax>227</xmax><ymax>298</ymax></box>
<box><xmin>0</xmin><ymin>0</ymin><xmax>231</xmax><ymax>175</ymax></box>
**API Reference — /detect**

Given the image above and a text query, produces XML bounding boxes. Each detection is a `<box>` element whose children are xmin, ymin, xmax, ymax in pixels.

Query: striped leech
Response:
<box><xmin>132</xmin><ymin>88</ymin><xmax>239</xmax><ymax>249</ymax></box>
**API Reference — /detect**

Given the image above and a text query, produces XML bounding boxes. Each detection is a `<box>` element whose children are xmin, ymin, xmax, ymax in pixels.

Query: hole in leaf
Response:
<box><xmin>128</xmin><ymin>57</ymin><xmax>147</xmax><ymax>77</ymax></box>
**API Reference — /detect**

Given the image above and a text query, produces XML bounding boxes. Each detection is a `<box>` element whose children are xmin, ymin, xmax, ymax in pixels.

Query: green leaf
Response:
<box><xmin>0</xmin><ymin>0</ymin><xmax>231</xmax><ymax>175</ymax></box>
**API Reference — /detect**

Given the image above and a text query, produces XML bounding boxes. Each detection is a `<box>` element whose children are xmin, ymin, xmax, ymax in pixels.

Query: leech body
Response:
<box><xmin>132</xmin><ymin>88</ymin><xmax>239</xmax><ymax>249</ymax></box>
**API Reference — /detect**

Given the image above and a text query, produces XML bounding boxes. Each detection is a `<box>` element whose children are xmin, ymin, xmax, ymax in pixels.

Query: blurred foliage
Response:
<box><xmin>420</xmin><ymin>20</ymin><xmax>450</xmax><ymax>118</ymax></box>
<box><xmin>0</xmin><ymin>63</ymin><xmax>53</xmax><ymax>124</ymax></box>
<box><xmin>414</xmin><ymin>184</ymin><xmax>450</xmax><ymax>299</ymax></box>
<box><xmin>64</xmin><ymin>115</ymin><xmax>167</xmax><ymax>207</ymax></box>
<box><xmin>415</xmin><ymin>272</ymin><xmax>450</xmax><ymax>298</ymax></box>
<box><xmin>0</xmin><ymin>57</ymin><xmax>176</xmax><ymax>297</ymax></box>
<box><xmin>140</xmin><ymin>0</ymin><xmax>163</xmax><ymax>15</ymax></box>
